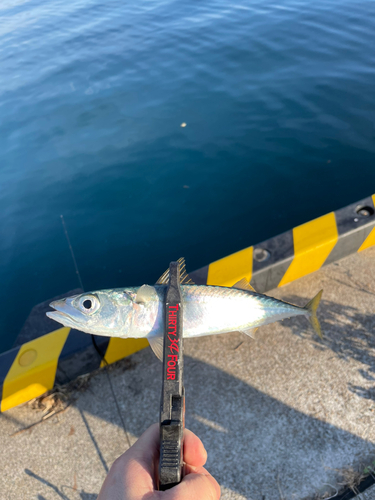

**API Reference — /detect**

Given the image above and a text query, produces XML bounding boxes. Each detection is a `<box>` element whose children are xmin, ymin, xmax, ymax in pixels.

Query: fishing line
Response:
<box><xmin>91</xmin><ymin>337</ymin><xmax>132</xmax><ymax>449</ymax></box>
<box><xmin>60</xmin><ymin>215</ymin><xmax>132</xmax><ymax>449</ymax></box>
<box><xmin>60</xmin><ymin>214</ymin><xmax>84</xmax><ymax>291</ymax></box>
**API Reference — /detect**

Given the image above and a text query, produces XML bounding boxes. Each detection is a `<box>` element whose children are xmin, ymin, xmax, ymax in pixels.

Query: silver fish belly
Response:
<box><xmin>178</xmin><ymin>286</ymin><xmax>306</xmax><ymax>338</ymax></box>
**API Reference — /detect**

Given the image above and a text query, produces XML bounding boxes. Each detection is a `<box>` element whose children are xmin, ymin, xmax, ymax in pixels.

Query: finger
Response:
<box><xmin>126</xmin><ymin>423</ymin><xmax>160</xmax><ymax>470</ymax></box>
<box><xmin>183</xmin><ymin>428</ymin><xmax>207</xmax><ymax>467</ymax></box>
<box><xmin>166</xmin><ymin>465</ymin><xmax>221</xmax><ymax>500</ymax></box>
<box><xmin>132</xmin><ymin>425</ymin><xmax>207</xmax><ymax>469</ymax></box>
<box><xmin>103</xmin><ymin>424</ymin><xmax>160</xmax><ymax>498</ymax></box>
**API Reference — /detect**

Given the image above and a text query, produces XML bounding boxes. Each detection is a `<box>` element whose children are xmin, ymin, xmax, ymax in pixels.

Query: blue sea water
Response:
<box><xmin>0</xmin><ymin>0</ymin><xmax>375</xmax><ymax>353</ymax></box>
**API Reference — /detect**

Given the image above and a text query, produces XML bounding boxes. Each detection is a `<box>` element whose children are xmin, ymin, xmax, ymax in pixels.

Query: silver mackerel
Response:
<box><xmin>46</xmin><ymin>260</ymin><xmax>323</xmax><ymax>360</ymax></box>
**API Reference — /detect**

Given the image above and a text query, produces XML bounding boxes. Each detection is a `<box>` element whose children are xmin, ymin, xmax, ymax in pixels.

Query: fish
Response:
<box><xmin>46</xmin><ymin>258</ymin><xmax>323</xmax><ymax>360</ymax></box>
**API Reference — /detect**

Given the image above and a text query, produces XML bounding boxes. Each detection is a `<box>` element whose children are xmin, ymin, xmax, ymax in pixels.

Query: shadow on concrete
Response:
<box><xmin>79</xmin><ymin>408</ymin><xmax>109</xmax><ymax>473</ymax></box>
<box><xmin>283</xmin><ymin>295</ymin><xmax>375</xmax><ymax>403</ymax></box>
<box><xmin>18</xmin><ymin>292</ymin><xmax>375</xmax><ymax>500</ymax></box>
<box><xmin>53</xmin><ymin>341</ymin><xmax>375</xmax><ymax>500</ymax></box>
<box><xmin>26</xmin><ymin>469</ymin><xmax>96</xmax><ymax>500</ymax></box>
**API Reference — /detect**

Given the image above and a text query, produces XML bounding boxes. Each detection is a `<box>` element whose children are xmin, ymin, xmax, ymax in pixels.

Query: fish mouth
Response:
<box><xmin>46</xmin><ymin>310</ymin><xmax>71</xmax><ymax>323</ymax></box>
<box><xmin>46</xmin><ymin>300</ymin><xmax>78</xmax><ymax>328</ymax></box>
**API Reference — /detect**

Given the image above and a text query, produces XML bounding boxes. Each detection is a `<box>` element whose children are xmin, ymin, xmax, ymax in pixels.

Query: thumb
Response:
<box><xmin>165</xmin><ymin>465</ymin><xmax>220</xmax><ymax>500</ymax></box>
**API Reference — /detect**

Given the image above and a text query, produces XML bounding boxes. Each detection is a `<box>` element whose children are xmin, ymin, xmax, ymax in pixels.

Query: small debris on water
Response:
<box><xmin>180</xmin><ymin>122</ymin><xmax>187</xmax><ymax>127</ymax></box>
<box><xmin>327</xmin><ymin>159</ymin><xmax>331</xmax><ymax>163</ymax></box>
<box><xmin>183</xmin><ymin>185</ymin><xmax>189</xmax><ymax>189</ymax></box>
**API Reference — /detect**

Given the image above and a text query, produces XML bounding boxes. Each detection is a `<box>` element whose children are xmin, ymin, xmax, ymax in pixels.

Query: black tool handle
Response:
<box><xmin>159</xmin><ymin>262</ymin><xmax>185</xmax><ymax>490</ymax></box>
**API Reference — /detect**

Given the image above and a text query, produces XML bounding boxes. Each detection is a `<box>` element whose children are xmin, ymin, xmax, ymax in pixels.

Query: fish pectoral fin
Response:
<box><xmin>239</xmin><ymin>327</ymin><xmax>258</xmax><ymax>339</ymax></box>
<box><xmin>136</xmin><ymin>285</ymin><xmax>155</xmax><ymax>304</ymax></box>
<box><xmin>232</xmin><ymin>278</ymin><xmax>256</xmax><ymax>292</ymax></box>
<box><xmin>149</xmin><ymin>336</ymin><xmax>164</xmax><ymax>361</ymax></box>
<box><xmin>155</xmin><ymin>257</ymin><xmax>195</xmax><ymax>285</ymax></box>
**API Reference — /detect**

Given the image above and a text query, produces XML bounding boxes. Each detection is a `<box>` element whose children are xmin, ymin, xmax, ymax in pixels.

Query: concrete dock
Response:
<box><xmin>1</xmin><ymin>247</ymin><xmax>375</xmax><ymax>500</ymax></box>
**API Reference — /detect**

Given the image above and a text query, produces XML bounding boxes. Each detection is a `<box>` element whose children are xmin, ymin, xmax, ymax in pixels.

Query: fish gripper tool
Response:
<box><xmin>158</xmin><ymin>261</ymin><xmax>185</xmax><ymax>490</ymax></box>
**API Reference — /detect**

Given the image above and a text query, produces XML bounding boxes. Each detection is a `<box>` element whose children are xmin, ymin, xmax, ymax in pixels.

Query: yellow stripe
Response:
<box><xmin>100</xmin><ymin>337</ymin><xmax>149</xmax><ymax>367</ymax></box>
<box><xmin>1</xmin><ymin>327</ymin><xmax>70</xmax><ymax>412</ymax></box>
<box><xmin>207</xmin><ymin>246</ymin><xmax>253</xmax><ymax>287</ymax></box>
<box><xmin>358</xmin><ymin>195</ymin><xmax>375</xmax><ymax>252</ymax></box>
<box><xmin>278</xmin><ymin>212</ymin><xmax>338</xmax><ymax>287</ymax></box>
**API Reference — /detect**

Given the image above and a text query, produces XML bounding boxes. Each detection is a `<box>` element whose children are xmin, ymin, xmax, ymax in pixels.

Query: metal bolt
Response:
<box><xmin>355</xmin><ymin>205</ymin><xmax>374</xmax><ymax>217</ymax></box>
<box><xmin>253</xmin><ymin>248</ymin><xmax>270</xmax><ymax>262</ymax></box>
<box><xmin>358</xmin><ymin>208</ymin><xmax>370</xmax><ymax>217</ymax></box>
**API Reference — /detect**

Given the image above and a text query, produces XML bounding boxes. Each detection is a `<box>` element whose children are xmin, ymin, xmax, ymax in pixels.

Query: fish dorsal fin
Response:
<box><xmin>135</xmin><ymin>285</ymin><xmax>155</xmax><ymax>304</ymax></box>
<box><xmin>155</xmin><ymin>257</ymin><xmax>195</xmax><ymax>285</ymax></box>
<box><xmin>232</xmin><ymin>278</ymin><xmax>256</xmax><ymax>292</ymax></box>
<box><xmin>149</xmin><ymin>336</ymin><xmax>164</xmax><ymax>361</ymax></box>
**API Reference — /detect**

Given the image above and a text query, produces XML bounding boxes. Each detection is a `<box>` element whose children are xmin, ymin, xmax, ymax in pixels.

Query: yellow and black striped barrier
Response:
<box><xmin>1</xmin><ymin>194</ymin><xmax>375</xmax><ymax>412</ymax></box>
<box><xmin>0</xmin><ymin>329</ymin><xmax>148</xmax><ymax>412</ymax></box>
<box><xmin>190</xmin><ymin>194</ymin><xmax>375</xmax><ymax>290</ymax></box>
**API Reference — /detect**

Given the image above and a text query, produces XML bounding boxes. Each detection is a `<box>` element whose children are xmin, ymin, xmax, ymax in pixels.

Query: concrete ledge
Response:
<box><xmin>2</xmin><ymin>246</ymin><xmax>375</xmax><ymax>499</ymax></box>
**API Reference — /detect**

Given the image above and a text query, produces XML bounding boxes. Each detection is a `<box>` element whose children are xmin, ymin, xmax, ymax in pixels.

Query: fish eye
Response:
<box><xmin>78</xmin><ymin>294</ymin><xmax>100</xmax><ymax>314</ymax></box>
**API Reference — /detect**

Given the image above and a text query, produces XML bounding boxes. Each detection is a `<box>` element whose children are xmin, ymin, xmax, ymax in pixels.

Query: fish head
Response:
<box><xmin>46</xmin><ymin>290</ymin><xmax>134</xmax><ymax>337</ymax></box>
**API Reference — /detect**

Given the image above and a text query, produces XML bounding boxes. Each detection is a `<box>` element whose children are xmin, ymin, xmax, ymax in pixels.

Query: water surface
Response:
<box><xmin>1</xmin><ymin>0</ymin><xmax>375</xmax><ymax>351</ymax></box>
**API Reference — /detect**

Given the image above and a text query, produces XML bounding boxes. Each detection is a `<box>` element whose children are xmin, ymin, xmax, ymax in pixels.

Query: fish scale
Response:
<box><xmin>46</xmin><ymin>259</ymin><xmax>323</xmax><ymax>360</ymax></box>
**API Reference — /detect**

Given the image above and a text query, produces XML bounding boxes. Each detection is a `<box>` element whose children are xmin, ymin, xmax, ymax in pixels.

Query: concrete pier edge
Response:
<box><xmin>1</xmin><ymin>195</ymin><xmax>375</xmax><ymax>499</ymax></box>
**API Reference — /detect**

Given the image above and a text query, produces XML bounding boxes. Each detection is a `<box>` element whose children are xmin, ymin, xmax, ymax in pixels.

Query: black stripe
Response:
<box><xmin>335</xmin><ymin>195</ymin><xmax>375</xmax><ymax>235</ymax></box>
<box><xmin>0</xmin><ymin>346</ymin><xmax>20</xmax><ymax>403</ymax></box>
<box><xmin>55</xmin><ymin>329</ymin><xmax>109</xmax><ymax>385</ymax></box>
<box><xmin>0</xmin><ymin>346</ymin><xmax>20</xmax><ymax>383</ymax></box>
<box><xmin>324</xmin><ymin>196</ymin><xmax>375</xmax><ymax>267</ymax></box>
<box><xmin>189</xmin><ymin>265</ymin><xmax>209</xmax><ymax>285</ymax></box>
<box><xmin>251</xmin><ymin>230</ymin><xmax>294</xmax><ymax>293</ymax></box>
<box><xmin>14</xmin><ymin>288</ymin><xmax>83</xmax><ymax>347</ymax></box>
<box><xmin>252</xmin><ymin>230</ymin><xmax>294</xmax><ymax>273</ymax></box>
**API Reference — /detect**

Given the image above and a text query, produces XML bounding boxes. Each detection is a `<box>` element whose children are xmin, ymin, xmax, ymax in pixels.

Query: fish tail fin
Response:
<box><xmin>304</xmin><ymin>289</ymin><xmax>323</xmax><ymax>339</ymax></box>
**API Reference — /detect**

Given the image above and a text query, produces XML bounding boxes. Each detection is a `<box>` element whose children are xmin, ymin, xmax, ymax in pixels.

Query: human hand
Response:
<box><xmin>98</xmin><ymin>423</ymin><xmax>221</xmax><ymax>499</ymax></box>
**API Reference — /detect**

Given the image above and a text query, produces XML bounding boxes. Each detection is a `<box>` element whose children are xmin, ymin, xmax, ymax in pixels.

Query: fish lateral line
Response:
<box><xmin>46</xmin><ymin>261</ymin><xmax>324</xmax><ymax>356</ymax></box>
